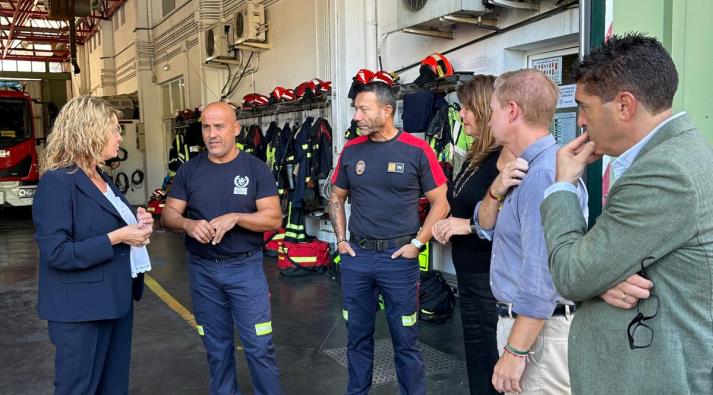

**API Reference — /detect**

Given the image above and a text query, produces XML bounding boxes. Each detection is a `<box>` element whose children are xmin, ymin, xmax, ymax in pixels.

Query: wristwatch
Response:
<box><xmin>410</xmin><ymin>238</ymin><xmax>427</xmax><ymax>252</ymax></box>
<box><xmin>469</xmin><ymin>218</ymin><xmax>478</xmax><ymax>235</ymax></box>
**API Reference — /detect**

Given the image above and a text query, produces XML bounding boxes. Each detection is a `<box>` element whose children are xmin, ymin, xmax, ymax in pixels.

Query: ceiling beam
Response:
<box><xmin>0</xmin><ymin>9</ymin><xmax>47</xmax><ymax>19</ymax></box>
<box><xmin>3</xmin><ymin>0</ymin><xmax>28</xmax><ymax>58</ymax></box>
<box><xmin>0</xmin><ymin>47</ymin><xmax>58</xmax><ymax>53</ymax></box>
<box><xmin>0</xmin><ymin>0</ymin><xmax>128</xmax><ymax>62</ymax></box>
<box><xmin>1</xmin><ymin>54</ymin><xmax>67</xmax><ymax>62</ymax></box>
<box><xmin>11</xmin><ymin>33</ymin><xmax>69</xmax><ymax>44</ymax></box>
<box><xmin>0</xmin><ymin>24</ymin><xmax>78</xmax><ymax>34</ymax></box>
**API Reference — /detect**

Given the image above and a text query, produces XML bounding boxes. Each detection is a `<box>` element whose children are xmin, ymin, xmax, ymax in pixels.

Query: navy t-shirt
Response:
<box><xmin>331</xmin><ymin>130</ymin><xmax>447</xmax><ymax>239</ymax></box>
<box><xmin>169</xmin><ymin>151</ymin><xmax>278</xmax><ymax>259</ymax></box>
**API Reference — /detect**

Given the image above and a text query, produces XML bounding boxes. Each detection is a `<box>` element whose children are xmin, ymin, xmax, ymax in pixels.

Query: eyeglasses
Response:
<box><xmin>627</xmin><ymin>256</ymin><xmax>660</xmax><ymax>350</ymax></box>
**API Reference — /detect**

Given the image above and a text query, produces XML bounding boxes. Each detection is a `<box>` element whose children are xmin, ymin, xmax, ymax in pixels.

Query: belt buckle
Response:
<box><xmin>376</xmin><ymin>240</ymin><xmax>385</xmax><ymax>252</ymax></box>
<box><xmin>358</xmin><ymin>239</ymin><xmax>368</xmax><ymax>249</ymax></box>
<box><xmin>498</xmin><ymin>302</ymin><xmax>515</xmax><ymax>318</ymax></box>
<box><xmin>564</xmin><ymin>304</ymin><xmax>573</xmax><ymax>320</ymax></box>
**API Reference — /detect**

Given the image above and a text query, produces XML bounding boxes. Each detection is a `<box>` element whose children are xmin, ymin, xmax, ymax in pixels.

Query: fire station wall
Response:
<box><xmin>614</xmin><ymin>0</ymin><xmax>713</xmax><ymax>143</ymax></box>
<box><xmin>151</xmin><ymin>0</ymin><xmax>202</xmax><ymax>109</ymax></box>
<box><xmin>377</xmin><ymin>1</ymin><xmax>578</xmax><ymax>84</ymax></box>
<box><xmin>221</xmin><ymin>0</ymin><xmax>331</xmax><ymax>105</ymax></box>
<box><xmin>85</xmin><ymin>27</ymin><xmax>106</xmax><ymax>95</ymax></box>
<box><xmin>78</xmin><ymin>1</ymin><xmax>137</xmax><ymax>94</ymax></box>
<box><xmin>114</xmin><ymin>0</ymin><xmax>139</xmax><ymax>95</ymax></box>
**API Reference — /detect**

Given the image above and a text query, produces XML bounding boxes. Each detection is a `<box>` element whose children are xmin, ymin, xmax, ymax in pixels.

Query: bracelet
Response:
<box><xmin>488</xmin><ymin>188</ymin><xmax>505</xmax><ymax>211</ymax></box>
<box><xmin>337</xmin><ymin>239</ymin><xmax>347</xmax><ymax>245</ymax></box>
<box><xmin>503</xmin><ymin>346</ymin><xmax>528</xmax><ymax>359</ymax></box>
<box><xmin>488</xmin><ymin>188</ymin><xmax>505</xmax><ymax>202</ymax></box>
<box><xmin>505</xmin><ymin>342</ymin><xmax>530</xmax><ymax>357</ymax></box>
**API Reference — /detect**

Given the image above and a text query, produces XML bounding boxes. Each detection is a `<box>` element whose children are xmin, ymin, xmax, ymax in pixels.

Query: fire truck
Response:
<box><xmin>0</xmin><ymin>81</ymin><xmax>40</xmax><ymax>207</ymax></box>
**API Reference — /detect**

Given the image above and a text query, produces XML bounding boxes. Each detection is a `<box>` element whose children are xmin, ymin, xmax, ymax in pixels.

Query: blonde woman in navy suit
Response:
<box><xmin>33</xmin><ymin>96</ymin><xmax>153</xmax><ymax>394</ymax></box>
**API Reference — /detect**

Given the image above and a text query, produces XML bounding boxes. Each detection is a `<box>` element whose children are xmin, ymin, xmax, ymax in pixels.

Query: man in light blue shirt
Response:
<box><xmin>472</xmin><ymin>69</ymin><xmax>588</xmax><ymax>394</ymax></box>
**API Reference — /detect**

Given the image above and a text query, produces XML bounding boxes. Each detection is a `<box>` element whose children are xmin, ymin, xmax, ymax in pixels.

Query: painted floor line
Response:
<box><xmin>144</xmin><ymin>274</ymin><xmax>197</xmax><ymax>329</ymax></box>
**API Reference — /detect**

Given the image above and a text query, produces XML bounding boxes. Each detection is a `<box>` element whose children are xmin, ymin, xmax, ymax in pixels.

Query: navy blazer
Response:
<box><xmin>33</xmin><ymin>166</ymin><xmax>144</xmax><ymax>322</ymax></box>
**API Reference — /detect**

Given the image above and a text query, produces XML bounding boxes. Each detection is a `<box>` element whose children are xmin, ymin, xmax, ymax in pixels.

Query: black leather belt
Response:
<box><xmin>207</xmin><ymin>249</ymin><xmax>259</xmax><ymax>263</ymax></box>
<box><xmin>496</xmin><ymin>302</ymin><xmax>575</xmax><ymax>318</ymax></box>
<box><xmin>350</xmin><ymin>234</ymin><xmax>415</xmax><ymax>252</ymax></box>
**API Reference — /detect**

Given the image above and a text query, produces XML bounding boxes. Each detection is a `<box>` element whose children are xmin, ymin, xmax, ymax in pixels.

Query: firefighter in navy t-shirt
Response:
<box><xmin>329</xmin><ymin>83</ymin><xmax>449</xmax><ymax>395</ymax></box>
<box><xmin>162</xmin><ymin>101</ymin><xmax>282</xmax><ymax>395</ymax></box>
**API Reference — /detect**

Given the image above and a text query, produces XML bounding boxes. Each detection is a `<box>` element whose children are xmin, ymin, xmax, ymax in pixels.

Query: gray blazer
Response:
<box><xmin>541</xmin><ymin>114</ymin><xmax>713</xmax><ymax>395</ymax></box>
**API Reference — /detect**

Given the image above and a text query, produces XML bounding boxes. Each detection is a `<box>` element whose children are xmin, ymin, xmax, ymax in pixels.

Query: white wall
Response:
<box><xmin>218</xmin><ymin>0</ymin><xmax>331</xmax><ymax>104</ymax></box>
<box><xmin>115</xmin><ymin>0</ymin><xmax>138</xmax><ymax>94</ymax></box>
<box><xmin>378</xmin><ymin>1</ymin><xmax>579</xmax><ymax>84</ymax></box>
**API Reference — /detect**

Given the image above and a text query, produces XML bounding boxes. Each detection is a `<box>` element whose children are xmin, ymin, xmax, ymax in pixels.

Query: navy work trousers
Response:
<box><xmin>188</xmin><ymin>252</ymin><xmax>281</xmax><ymax>395</ymax></box>
<box><xmin>340</xmin><ymin>245</ymin><xmax>425</xmax><ymax>395</ymax></box>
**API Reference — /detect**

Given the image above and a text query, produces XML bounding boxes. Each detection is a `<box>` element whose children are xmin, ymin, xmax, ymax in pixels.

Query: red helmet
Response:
<box><xmin>252</xmin><ymin>94</ymin><xmax>269</xmax><ymax>106</ymax></box>
<box><xmin>348</xmin><ymin>68</ymin><xmax>375</xmax><ymax>99</ymax></box>
<box><xmin>414</xmin><ymin>53</ymin><xmax>454</xmax><ymax>86</ymax></box>
<box><xmin>281</xmin><ymin>88</ymin><xmax>296</xmax><ymax>101</ymax></box>
<box><xmin>371</xmin><ymin>71</ymin><xmax>395</xmax><ymax>86</ymax></box>
<box><xmin>354</xmin><ymin>69</ymin><xmax>374</xmax><ymax>84</ymax></box>
<box><xmin>295</xmin><ymin>81</ymin><xmax>317</xmax><ymax>99</ymax></box>
<box><xmin>242</xmin><ymin>93</ymin><xmax>269</xmax><ymax>108</ymax></box>
<box><xmin>318</xmin><ymin>80</ymin><xmax>332</xmax><ymax>93</ymax></box>
<box><xmin>310</xmin><ymin>78</ymin><xmax>332</xmax><ymax>95</ymax></box>
<box><xmin>242</xmin><ymin>93</ymin><xmax>257</xmax><ymax>109</ymax></box>
<box><xmin>269</xmin><ymin>86</ymin><xmax>287</xmax><ymax>104</ymax></box>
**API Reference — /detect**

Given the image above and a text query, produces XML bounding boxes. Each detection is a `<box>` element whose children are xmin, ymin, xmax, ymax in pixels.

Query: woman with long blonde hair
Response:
<box><xmin>33</xmin><ymin>95</ymin><xmax>153</xmax><ymax>394</ymax></box>
<box><xmin>432</xmin><ymin>75</ymin><xmax>514</xmax><ymax>395</ymax></box>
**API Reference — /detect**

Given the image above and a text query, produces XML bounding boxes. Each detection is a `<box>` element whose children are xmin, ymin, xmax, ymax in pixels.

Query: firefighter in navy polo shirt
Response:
<box><xmin>329</xmin><ymin>82</ymin><xmax>449</xmax><ymax>395</ymax></box>
<box><xmin>162</xmin><ymin>101</ymin><xmax>282</xmax><ymax>395</ymax></box>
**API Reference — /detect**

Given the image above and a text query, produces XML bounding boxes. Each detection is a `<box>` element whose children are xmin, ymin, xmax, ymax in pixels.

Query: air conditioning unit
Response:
<box><xmin>203</xmin><ymin>22</ymin><xmax>234</xmax><ymax>62</ymax></box>
<box><xmin>397</xmin><ymin>0</ymin><xmax>492</xmax><ymax>30</ymax></box>
<box><xmin>233</xmin><ymin>0</ymin><xmax>266</xmax><ymax>44</ymax></box>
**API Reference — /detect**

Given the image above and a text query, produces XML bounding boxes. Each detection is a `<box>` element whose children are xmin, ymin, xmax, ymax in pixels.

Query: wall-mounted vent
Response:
<box><xmin>397</xmin><ymin>0</ymin><xmax>492</xmax><ymax>30</ymax></box>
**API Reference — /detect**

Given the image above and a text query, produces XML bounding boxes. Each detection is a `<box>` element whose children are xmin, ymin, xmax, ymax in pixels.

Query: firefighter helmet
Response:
<box><xmin>414</xmin><ymin>53</ymin><xmax>454</xmax><ymax>86</ymax></box>
<box><xmin>295</xmin><ymin>81</ymin><xmax>317</xmax><ymax>100</ymax></box>
<box><xmin>347</xmin><ymin>68</ymin><xmax>375</xmax><ymax>99</ymax></box>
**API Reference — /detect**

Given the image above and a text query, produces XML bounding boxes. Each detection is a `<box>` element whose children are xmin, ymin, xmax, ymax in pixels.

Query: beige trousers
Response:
<box><xmin>496</xmin><ymin>315</ymin><xmax>572</xmax><ymax>395</ymax></box>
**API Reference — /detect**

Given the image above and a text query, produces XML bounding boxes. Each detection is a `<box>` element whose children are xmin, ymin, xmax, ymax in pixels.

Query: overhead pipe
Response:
<box><xmin>69</xmin><ymin>18</ymin><xmax>80</xmax><ymax>74</ymax></box>
<box><xmin>364</xmin><ymin>0</ymin><xmax>377</xmax><ymax>71</ymax></box>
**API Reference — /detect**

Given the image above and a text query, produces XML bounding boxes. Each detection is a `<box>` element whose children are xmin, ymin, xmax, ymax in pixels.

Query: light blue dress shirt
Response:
<box><xmin>544</xmin><ymin>111</ymin><xmax>687</xmax><ymax>197</ymax></box>
<box><xmin>472</xmin><ymin>135</ymin><xmax>589</xmax><ymax>319</ymax></box>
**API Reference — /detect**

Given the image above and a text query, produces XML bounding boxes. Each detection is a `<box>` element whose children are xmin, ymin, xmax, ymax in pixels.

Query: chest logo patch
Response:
<box><xmin>387</xmin><ymin>162</ymin><xmax>405</xmax><ymax>173</ymax></box>
<box><xmin>233</xmin><ymin>175</ymin><xmax>250</xmax><ymax>195</ymax></box>
<box><xmin>355</xmin><ymin>160</ymin><xmax>366</xmax><ymax>175</ymax></box>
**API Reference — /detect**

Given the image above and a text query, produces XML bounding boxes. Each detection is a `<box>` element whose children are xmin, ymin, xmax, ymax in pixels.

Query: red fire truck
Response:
<box><xmin>0</xmin><ymin>81</ymin><xmax>40</xmax><ymax>207</ymax></box>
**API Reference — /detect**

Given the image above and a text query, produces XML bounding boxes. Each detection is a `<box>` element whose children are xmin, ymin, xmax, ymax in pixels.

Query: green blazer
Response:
<box><xmin>541</xmin><ymin>114</ymin><xmax>713</xmax><ymax>395</ymax></box>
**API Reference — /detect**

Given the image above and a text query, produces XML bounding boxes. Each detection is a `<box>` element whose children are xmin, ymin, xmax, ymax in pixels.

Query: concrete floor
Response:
<box><xmin>0</xmin><ymin>207</ymin><xmax>469</xmax><ymax>394</ymax></box>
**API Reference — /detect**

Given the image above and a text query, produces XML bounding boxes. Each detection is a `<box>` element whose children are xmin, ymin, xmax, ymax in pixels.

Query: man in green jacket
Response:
<box><xmin>540</xmin><ymin>33</ymin><xmax>713</xmax><ymax>394</ymax></box>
